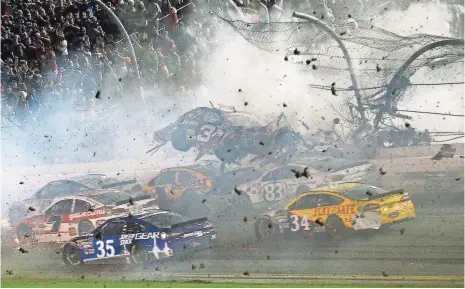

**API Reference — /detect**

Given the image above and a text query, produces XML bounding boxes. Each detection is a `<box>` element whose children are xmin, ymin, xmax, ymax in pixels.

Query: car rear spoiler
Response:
<box><xmin>101</xmin><ymin>180</ymin><xmax>138</xmax><ymax>189</ymax></box>
<box><xmin>114</xmin><ymin>194</ymin><xmax>154</xmax><ymax>206</ymax></box>
<box><xmin>365</xmin><ymin>189</ymin><xmax>405</xmax><ymax>201</ymax></box>
<box><xmin>171</xmin><ymin>217</ymin><xmax>208</xmax><ymax>228</ymax></box>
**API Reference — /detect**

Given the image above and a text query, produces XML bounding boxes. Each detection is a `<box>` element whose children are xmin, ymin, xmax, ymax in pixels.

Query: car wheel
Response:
<box><xmin>255</xmin><ymin>216</ymin><xmax>277</xmax><ymax>241</ymax></box>
<box><xmin>171</xmin><ymin>128</ymin><xmax>194</xmax><ymax>152</ymax></box>
<box><xmin>62</xmin><ymin>243</ymin><xmax>84</xmax><ymax>270</ymax></box>
<box><xmin>325</xmin><ymin>216</ymin><xmax>347</xmax><ymax>242</ymax></box>
<box><xmin>78</xmin><ymin>220</ymin><xmax>95</xmax><ymax>236</ymax></box>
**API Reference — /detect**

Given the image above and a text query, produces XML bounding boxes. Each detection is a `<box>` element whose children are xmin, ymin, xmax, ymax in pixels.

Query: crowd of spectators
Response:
<box><xmin>1</xmin><ymin>0</ymin><xmax>220</xmax><ymax>125</ymax></box>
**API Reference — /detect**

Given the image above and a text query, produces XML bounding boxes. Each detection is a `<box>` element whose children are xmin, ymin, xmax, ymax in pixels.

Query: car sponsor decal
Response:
<box><xmin>69</xmin><ymin>209</ymin><xmax>106</xmax><ymax>221</ymax></box>
<box><xmin>311</xmin><ymin>205</ymin><xmax>356</xmax><ymax>217</ymax></box>
<box><xmin>119</xmin><ymin>232</ymin><xmax>161</xmax><ymax>245</ymax></box>
<box><xmin>182</xmin><ymin>231</ymin><xmax>203</xmax><ymax>238</ymax></box>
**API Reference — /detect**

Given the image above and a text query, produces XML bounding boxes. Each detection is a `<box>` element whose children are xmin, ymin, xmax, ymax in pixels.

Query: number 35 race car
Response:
<box><xmin>62</xmin><ymin>209</ymin><xmax>216</xmax><ymax>270</ymax></box>
<box><xmin>255</xmin><ymin>183</ymin><xmax>416</xmax><ymax>241</ymax></box>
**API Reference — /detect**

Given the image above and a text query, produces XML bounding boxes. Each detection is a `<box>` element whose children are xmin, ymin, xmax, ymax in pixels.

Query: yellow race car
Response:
<box><xmin>255</xmin><ymin>182</ymin><xmax>416</xmax><ymax>241</ymax></box>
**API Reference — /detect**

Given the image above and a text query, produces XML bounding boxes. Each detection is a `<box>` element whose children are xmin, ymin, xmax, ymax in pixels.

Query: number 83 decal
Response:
<box><xmin>261</xmin><ymin>183</ymin><xmax>285</xmax><ymax>202</ymax></box>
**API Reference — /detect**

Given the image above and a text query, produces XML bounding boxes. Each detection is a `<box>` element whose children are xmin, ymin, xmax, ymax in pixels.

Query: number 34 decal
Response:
<box><xmin>290</xmin><ymin>214</ymin><xmax>311</xmax><ymax>232</ymax></box>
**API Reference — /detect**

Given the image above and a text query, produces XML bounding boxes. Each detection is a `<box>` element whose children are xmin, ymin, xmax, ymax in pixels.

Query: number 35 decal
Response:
<box><xmin>96</xmin><ymin>240</ymin><xmax>115</xmax><ymax>258</ymax></box>
<box><xmin>197</xmin><ymin>125</ymin><xmax>217</xmax><ymax>143</ymax></box>
<box><xmin>290</xmin><ymin>214</ymin><xmax>311</xmax><ymax>232</ymax></box>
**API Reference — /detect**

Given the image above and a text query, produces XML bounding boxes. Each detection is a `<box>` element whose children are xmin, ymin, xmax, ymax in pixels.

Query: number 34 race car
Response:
<box><xmin>62</xmin><ymin>209</ymin><xmax>217</xmax><ymax>269</ymax></box>
<box><xmin>255</xmin><ymin>183</ymin><xmax>416</xmax><ymax>241</ymax></box>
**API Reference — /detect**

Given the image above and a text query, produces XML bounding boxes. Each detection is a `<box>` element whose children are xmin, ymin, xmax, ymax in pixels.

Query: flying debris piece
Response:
<box><xmin>283</xmin><ymin>103</ymin><xmax>287</xmax><ymax>107</ymax></box>
<box><xmin>19</xmin><ymin>181</ymin><xmax>24</xmax><ymax>185</ymax></box>
<box><xmin>312</xmin><ymin>64</ymin><xmax>317</xmax><ymax>70</ymax></box>
<box><xmin>202</xmin><ymin>199</ymin><xmax>207</xmax><ymax>204</ymax></box>
<box><xmin>379</xmin><ymin>167</ymin><xmax>387</xmax><ymax>175</ymax></box>
<box><xmin>244</xmin><ymin>101</ymin><xmax>249</xmax><ymax>106</ymax></box>
<box><xmin>27</xmin><ymin>207</ymin><xmax>36</xmax><ymax>212</ymax></box>
<box><xmin>95</xmin><ymin>90</ymin><xmax>101</xmax><ymax>99</ymax></box>
<box><xmin>366</xmin><ymin>191</ymin><xmax>373</xmax><ymax>196</ymax></box>
<box><xmin>5</xmin><ymin>270</ymin><xmax>13</xmax><ymax>275</ymax></box>
<box><xmin>243</xmin><ymin>217</ymin><xmax>248</xmax><ymax>223</ymax></box>
<box><xmin>18</xmin><ymin>247</ymin><xmax>28</xmax><ymax>253</ymax></box>
<box><xmin>234</xmin><ymin>187</ymin><xmax>243</xmax><ymax>196</ymax></box>
<box><xmin>200</xmin><ymin>263</ymin><xmax>205</xmax><ymax>269</ymax></box>
<box><xmin>291</xmin><ymin>169</ymin><xmax>301</xmax><ymax>178</ymax></box>
<box><xmin>382</xmin><ymin>270</ymin><xmax>388</xmax><ymax>277</ymax></box>
<box><xmin>284</xmin><ymin>56</ymin><xmax>288</xmax><ymax>61</ymax></box>
<box><xmin>302</xmin><ymin>167</ymin><xmax>310</xmax><ymax>178</ymax></box>
<box><xmin>94</xmin><ymin>231</ymin><xmax>103</xmax><ymax>240</ymax></box>
<box><xmin>315</xmin><ymin>219</ymin><xmax>324</xmax><ymax>226</ymax></box>
<box><xmin>238</xmin><ymin>88</ymin><xmax>242</xmax><ymax>92</ymax></box>
<box><xmin>293</xmin><ymin>48</ymin><xmax>301</xmax><ymax>55</ymax></box>
<box><xmin>306</xmin><ymin>59</ymin><xmax>311</xmax><ymax>65</ymax></box>
<box><xmin>400</xmin><ymin>228</ymin><xmax>405</xmax><ymax>236</ymax></box>
<box><xmin>191</xmin><ymin>264</ymin><xmax>197</xmax><ymax>270</ymax></box>
<box><xmin>299</xmin><ymin>120</ymin><xmax>310</xmax><ymax>130</ymax></box>
<box><xmin>405</xmin><ymin>122</ymin><xmax>411</xmax><ymax>128</ymax></box>
<box><xmin>129</xmin><ymin>197</ymin><xmax>134</xmax><ymax>205</ymax></box>
<box><xmin>331</xmin><ymin>82</ymin><xmax>337</xmax><ymax>96</ymax></box>
<box><xmin>243</xmin><ymin>271</ymin><xmax>250</xmax><ymax>276</ymax></box>
<box><xmin>333</xmin><ymin>118</ymin><xmax>340</xmax><ymax>124</ymax></box>
<box><xmin>376</xmin><ymin>64</ymin><xmax>381</xmax><ymax>72</ymax></box>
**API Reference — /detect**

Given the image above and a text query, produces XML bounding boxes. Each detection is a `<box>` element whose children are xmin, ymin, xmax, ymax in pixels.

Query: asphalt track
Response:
<box><xmin>1</xmin><ymin>165</ymin><xmax>463</xmax><ymax>285</ymax></box>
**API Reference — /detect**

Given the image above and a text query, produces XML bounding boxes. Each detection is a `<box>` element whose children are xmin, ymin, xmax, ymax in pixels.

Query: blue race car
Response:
<box><xmin>61</xmin><ymin>209</ymin><xmax>217</xmax><ymax>269</ymax></box>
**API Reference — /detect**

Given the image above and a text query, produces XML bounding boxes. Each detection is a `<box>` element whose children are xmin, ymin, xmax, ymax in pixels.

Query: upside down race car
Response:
<box><xmin>62</xmin><ymin>210</ymin><xmax>216</xmax><ymax>269</ymax></box>
<box><xmin>255</xmin><ymin>183</ymin><xmax>416</xmax><ymax>241</ymax></box>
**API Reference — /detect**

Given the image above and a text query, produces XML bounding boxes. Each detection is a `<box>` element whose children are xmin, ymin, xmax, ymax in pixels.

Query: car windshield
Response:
<box><xmin>337</xmin><ymin>184</ymin><xmax>386</xmax><ymax>200</ymax></box>
<box><xmin>90</xmin><ymin>192</ymin><xmax>132</xmax><ymax>206</ymax></box>
<box><xmin>142</xmin><ymin>212</ymin><xmax>189</xmax><ymax>228</ymax></box>
<box><xmin>77</xmin><ymin>176</ymin><xmax>120</xmax><ymax>188</ymax></box>
<box><xmin>225</xmin><ymin>113</ymin><xmax>267</xmax><ymax>127</ymax></box>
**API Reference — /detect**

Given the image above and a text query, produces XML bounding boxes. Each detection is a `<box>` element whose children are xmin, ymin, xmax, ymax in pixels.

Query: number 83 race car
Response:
<box><xmin>255</xmin><ymin>183</ymin><xmax>416</xmax><ymax>242</ymax></box>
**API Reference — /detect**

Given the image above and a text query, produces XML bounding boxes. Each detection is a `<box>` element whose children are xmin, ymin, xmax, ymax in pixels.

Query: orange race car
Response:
<box><xmin>255</xmin><ymin>182</ymin><xmax>416</xmax><ymax>241</ymax></box>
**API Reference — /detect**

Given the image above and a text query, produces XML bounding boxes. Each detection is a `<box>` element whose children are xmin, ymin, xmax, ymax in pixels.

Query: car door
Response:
<box><xmin>90</xmin><ymin>220</ymin><xmax>127</xmax><ymax>262</ymax></box>
<box><xmin>258</xmin><ymin>166</ymin><xmax>301</xmax><ymax>204</ymax></box>
<box><xmin>41</xmin><ymin>199</ymin><xmax>75</xmax><ymax>242</ymax></box>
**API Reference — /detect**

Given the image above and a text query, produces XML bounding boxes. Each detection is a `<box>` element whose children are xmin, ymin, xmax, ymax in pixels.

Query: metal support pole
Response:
<box><xmin>92</xmin><ymin>0</ymin><xmax>145</xmax><ymax>105</ymax></box>
<box><xmin>292</xmin><ymin>12</ymin><xmax>367</xmax><ymax>127</ymax></box>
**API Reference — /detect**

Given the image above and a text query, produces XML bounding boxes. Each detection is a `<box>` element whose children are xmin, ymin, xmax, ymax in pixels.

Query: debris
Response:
<box><xmin>234</xmin><ymin>187</ymin><xmax>243</xmax><ymax>196</ymax></box>
<box><xmin>333</xmin><ymin>118</ymin><xmax>340</xmax><ymax>124</ymax></box>
<box><xmin>400</xmin><ymin>228</ymin><xmax>405</xmax><ymax>236</ymax></box>
<box><xmin>238</xmin><ymin>88</ymin><xmax>242</xmax><ymax>92</ymax></box>
<box><xmin>88</xmin><ymin>207</ymin><xmax>95</xmax><ymax>212</ymax></box>
<box><xmin>268</xmin><ymin>223</ymin><xmax>273</xmax><ymax>229</ymax></box>
<box><xmin>306</xmin><ymin>59</ymin><xmax>311</xmax><ymax>65</ymax></box>
<box><xmin>94</xmin><ymin>231</ymin><xmax>103</xmax><ymax>240</ymax></box>
<box><xmin>340</xmin><ymin>31</ymin><xmax>347</xmax><ymax>36</ymax></box>
<box><xmin>284</xmin><ymin>56</ymin><xmax>288</xmax><ymax>61</ymax></box>
<box><xmin>376</xmin><ymin>64</ymin><xmax>381</xmax><ymax>72</ymax></box>
<box><xmin>432</xmin><ymin>144</ymin><xmax>456</xmax><ymax>160</ymax></box>
<box><xmin>95</xmin><ymin>90</ymin><xmax>101</xmax><ymax>99</ymax></box>
<box><xmin>405</xmin><ymin>122</ymin><xmax>410</xmax><ymax>128</ymax></box>
<box><xmin>379</xmin><ymin>167</ymin><xmax>387</xmax><ymax>175</ymax></box>
<box><xmin>18</xmin><ymin>247</ymin><xmax>28</xmax><ymax>253</ymax></box>
<box><xmin>302</xmin><ymin>167</ymin><xmax>310</xmax><ymax>178</ymax></box>
<box><xmin>283</xmin><ymin>103</ymin><xmax>287</xmax><ymax>107</ymax></box>
<box><xmin>290</xmin><ymin>169</ymin><xmax>301</xmax><ymax>178</ymax></box>
<box><xmin>293</xmin><ymin>48</ymin><xmax>301</xmax><ymax>55</ymax></box>
<box><xmin>312</xmin><ymin>64</ymin><xmax>317</xmax><ymax>70</ymax></box>
<box><xmin>382</xmin><ymin>270</ymin><xmax>388</xmax><ymax>277</ymax></box>
<box><xmin>331</xmin><ymin>82</ymin><xmax>337</xmax><ymax>96</ymax></box>
<box><xmin>244</xmin><ymin>101</ymin><xmax>249</xmax><ymax>106</ymax></box>
<box><xmin>335</xmin><ymin>250</ymin><xmax>338</xmax><ymax>254</ymax></box>
<box><xmin>315</xmin><ymin>219</ymin><xmax>324</xmax><ymax>226</ymax></box>
<box><xmin>266</xmin><ymin>255</ymin><xmax>270</xmax><ymax>260</ymax></box>
<box><xmin>191</xmin><ymin>264</ymin><xmax>197</xmax><ymax>270</ymax></box>
<box><xmin>243</xmin><ymin>271</ymin><xmax>250</xmax><ymax>276</ymax></box>
<box><xmin>455</xmin><ymin>178</ymin><xmax>461</xmax><ymax>181</ymax></box>
<box><xmin>366</xmin><ymin>191</ymin><xmax>373</xmax><ymax>196</ymax></box>
<box><xmin>200</xmin><ymin>263</ymin><xmax>205</xmax><ymax>269</ymax></box>
<box><xmin>259</xmin><ymin>141</ymin><xmax>264</xmax><ymax>146</ymax></box>
<box><xmin>81</xmin><ymin>275</ymin><xmax>85</xmax><ymax>279</ymax></box>
<box><xmin>5</xmin><ymin>270</ymin><xmax>13</xmax><ymax>275</ymax></box>
<box><xmin>243</xmin><ymin>217</ymin><xmax>248</xmax><ymax>223</ymax></box>
<box><xmin>27</xmin><ymin>206</ymin><xmax>36</xmax><ymax>212</ymax></box>
<box><xmin>19</xmin><ymin>181</ymin><xmax>24</xmax><ymax>185</ymax></box>
<box><xmin>202</xmin><ymin>199</ymin><xmax>207</xmax><ymax>203</ymax></box>
<box><xmin>129</xmin><ymin>197</ymin><xmax>134</xmax><ymax>205</ymax></box>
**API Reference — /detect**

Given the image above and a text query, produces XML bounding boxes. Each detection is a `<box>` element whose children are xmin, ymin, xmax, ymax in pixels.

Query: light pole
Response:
<box><xmin>292</xmin><ymin>12</ymin><xmax>367</xmax><ymax>134</ymax></box>
<box><xmin>92</xmin><ymin>0</ymin><xmax>146</xmax><ymax>105</ymax></box>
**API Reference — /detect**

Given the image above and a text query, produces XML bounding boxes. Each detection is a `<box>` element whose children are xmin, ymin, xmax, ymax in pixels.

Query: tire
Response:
<box><xmin>78</xmin><ymin>220</ymin><xmax>95</xmax><ymax>236</ymax></box>
<box><xmin>255</xmin><ymin>216</ymin><xmax>277</xmax><ymax>241</ymax></box>
<box><xmin>325</xmin><ymin>216</ymin><xmax>347</xmax><ymax>242</ymax></box>
<box><xmin>171</xmin><ymin>128</ymin><xmax>194</xmax><ymax>152</ymax></box>
<box><xmin>62</xmin><ymin>243</ymin><xmax>84</xmax><ymax>270</ymax></box>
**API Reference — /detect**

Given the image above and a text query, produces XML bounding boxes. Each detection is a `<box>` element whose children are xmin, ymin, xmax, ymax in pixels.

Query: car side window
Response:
<box><xmin>262</xmin><ymin>167</ymin><xmax>298</xmax><ymax>182</ymax></box>
<box><xmin>102</xmin><ymin>221</ymin><xmax>126</xmax><ymax>236</ymax></box>
<box><xmin>74</xmin><ymin>200</ymin><xmax>93</xmax><ymax>212</ymax></box>
<box><xmin>324</xmin><ymin>195</ymin><xmax>344</xmax><ymax>206</ymax></box>
<box><xmin>125</xmin><ymin>221</ymin><xmax>146</xmax><ymax>234</ymax></box>
<box><xmin>288</xmin><ymin>195</ymin><xmax>321</xmax><ymax>211</ymax></box>
<box><xmin>45</xmin><ymin>200</ymin><xmax>74</xmax><ymax>215</ymax></box>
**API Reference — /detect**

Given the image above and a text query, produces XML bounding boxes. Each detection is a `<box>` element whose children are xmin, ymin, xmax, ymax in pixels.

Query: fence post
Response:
<box><xmin>292</xmin><ymin>12</ymin><xmax>367</xmax><ymax>129</ymax></box>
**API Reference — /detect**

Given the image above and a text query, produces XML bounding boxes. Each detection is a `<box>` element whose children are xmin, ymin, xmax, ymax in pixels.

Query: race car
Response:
<box><xmin>61</xmin><ymin>209</ymin><xmax>216</xmax><ymax>269</ymax></box>
<box><xmin>255</xmin><ymin>183</ymin><xmax>415</xmax><ymax>241</ymax></box>
<box><xmin>15</xmin><ymin>190</ymin><xmax>159</xmax><ymax>246</ymax></box>
<box><xmin>7</xmin><ymin>174</ymin><xmax>143</xmax><ymax>227</ymax></box>
<box><xmin>143</xmin><ymin>162</ymin><xmax>266</xmax><ymax>219</ymax></box>
<box><xmin>148</xmin><ymin>106</ymin><xmax>314</xmax><ymax>164</ymax></box>
<box><xmin>235</xmin><ymin>160</ymin><xmax>374</xmax><ymax>213</ymax></box>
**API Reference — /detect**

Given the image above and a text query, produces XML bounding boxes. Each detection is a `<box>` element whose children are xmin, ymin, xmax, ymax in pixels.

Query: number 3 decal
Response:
<box><xmin>262</xmin><ymin>183</ymin><xmax>285</xmax><ymax>202</ymax></box>
<box><xmin>96</xmin><ymin>240</ymin><xmax>115</xmax><ymax>258</ymax></box>
<box><xmin>290</xmin><ymin>214</ymin><xmax>311</xmax><ymax>232</ymax></box>
<box><xmin>197</xmin><ymin>125</ymin><xmax>216</xmax><ymax>142</ymax></box>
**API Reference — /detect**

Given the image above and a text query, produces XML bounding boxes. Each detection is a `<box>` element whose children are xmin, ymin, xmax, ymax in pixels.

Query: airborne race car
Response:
<box><xmin>149</xmin><ymin>106</ymin><xmax>314</xmax><ymax>164</ymax></box>
<box><xmin>15</xmin><ymin>190</ymin><xmax>158</xmax><ymax>247</ymax></box>
<box><xmin>62</xmin><ymin>209</ymin><xmax>216</xmax><ymax>269</ymax></box>
<box><xmin>255</xmin><ymin>183</ymin><xmax>416</xmax><ymax>241</ymax></box>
